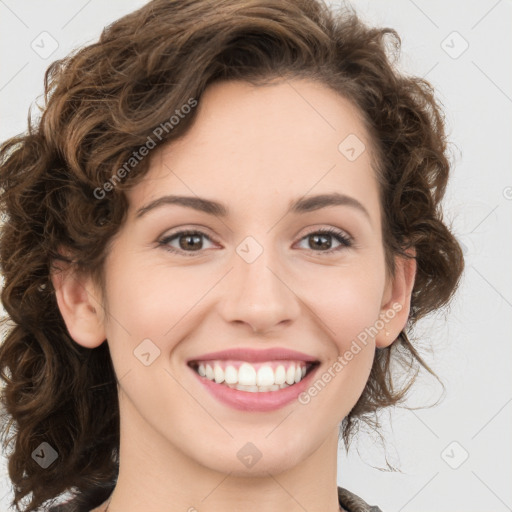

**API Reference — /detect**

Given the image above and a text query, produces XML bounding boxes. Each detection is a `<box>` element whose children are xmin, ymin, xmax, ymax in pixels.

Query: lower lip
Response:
<box><xmin>189</xmin><ymin>364</ymin><xmax>320</xmax><ymax>412</ymax></box>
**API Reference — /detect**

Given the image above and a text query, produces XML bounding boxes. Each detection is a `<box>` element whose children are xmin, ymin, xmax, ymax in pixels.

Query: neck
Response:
<box><xmin>102</xmin><ymin>391</ymin><xmax>342</xmax><ymax>512</ymax></box>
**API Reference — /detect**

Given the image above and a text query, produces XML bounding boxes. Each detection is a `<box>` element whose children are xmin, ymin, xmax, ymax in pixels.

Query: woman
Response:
<box><xmin>0</xmin><ymin>0</ymin><xmax>464</xmax><ymax>511</ymax></box>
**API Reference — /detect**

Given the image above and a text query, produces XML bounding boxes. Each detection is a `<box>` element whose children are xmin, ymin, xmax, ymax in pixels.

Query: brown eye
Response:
<box><xmin>159</xmin><ymin>230</ymin><xmax>216</xmax><ymax>256</ymax></box>
<box><xmin>297</xmin><ymin>228</ymin><xmax>352</xmax><ymax>254</ymax></box>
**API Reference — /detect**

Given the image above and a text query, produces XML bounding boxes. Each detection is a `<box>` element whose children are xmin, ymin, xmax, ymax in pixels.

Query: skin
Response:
<box><xmin>52</xmin><ymin>79</ymin><xmax>416</xmax><ymax>512</ymax></box>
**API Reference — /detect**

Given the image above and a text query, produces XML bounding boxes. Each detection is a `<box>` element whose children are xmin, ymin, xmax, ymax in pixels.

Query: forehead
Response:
<box><xmin>127</xmin><ymin>79</ymin><xmax>380</xmax><ymax>224</ymax></box>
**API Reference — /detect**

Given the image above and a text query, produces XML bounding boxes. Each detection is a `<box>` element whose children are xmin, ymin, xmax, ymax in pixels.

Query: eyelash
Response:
<box><xmin>158</xmin><ymin>227</ymin><xmax>353</xmax><ymax>257</ymax></box>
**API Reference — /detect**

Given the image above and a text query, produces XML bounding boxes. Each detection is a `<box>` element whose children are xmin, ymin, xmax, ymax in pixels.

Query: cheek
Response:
<box><xmin>102</xmin><ymin>256</ymin><xmax>214</xmax><ymax>348</ymax></box>
<box><xmin>298</xmin><ymin>264</ymin><xmax>385</xmax><ymax>348</ymax></box>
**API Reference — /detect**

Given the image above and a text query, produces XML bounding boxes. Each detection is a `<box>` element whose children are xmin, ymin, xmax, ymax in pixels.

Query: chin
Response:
<box><xmin>194</xmin><ymin>438</ymin><xmax>311</xmax><ymax>477</ymax></box>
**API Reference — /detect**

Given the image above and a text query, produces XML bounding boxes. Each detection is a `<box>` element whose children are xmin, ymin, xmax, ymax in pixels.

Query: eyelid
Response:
<box><xmin>300</xmin><ymin>225</ymin><xmax>353</xmax><ymax>242</ymax></box>
<box><xmin>158</xmin><ymin>224</ymin><xmax>354</xmax><ymax>257</ymax></box>
<box><xmin>294</xmin><ymin>226</ymin><xmax>353</xmax><ymax>254</ymax></box>
<box><xmin>158</xmin><ymin>227</ymin><xmax>220</xmax><ymax>255</ymax></box>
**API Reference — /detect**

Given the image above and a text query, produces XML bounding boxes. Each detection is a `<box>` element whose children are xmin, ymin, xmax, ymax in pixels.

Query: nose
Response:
<box><xmin>218</xmin><ymin>244</ymin><xmax>301</xmax><ymax>335</ymax></box>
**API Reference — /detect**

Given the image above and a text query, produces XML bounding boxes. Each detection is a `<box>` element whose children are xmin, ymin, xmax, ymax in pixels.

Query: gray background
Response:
<box><xmin>0</xmin><ymin>1</ymin><xmax>511</xmax><ymax>511</ymax></box>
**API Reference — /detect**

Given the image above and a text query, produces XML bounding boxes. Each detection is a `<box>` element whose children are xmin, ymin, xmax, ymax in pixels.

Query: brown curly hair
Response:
<box><xmin>0</xmin><ymin>0</ymin><xmax>464</xmax><ymax>510</ymax></box>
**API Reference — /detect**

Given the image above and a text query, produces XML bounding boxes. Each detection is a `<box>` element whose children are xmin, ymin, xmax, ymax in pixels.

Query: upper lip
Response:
<box><xmin>187</xmin><ymin>347</ymin><xmax>319</xmax><ymax>364</ymax></box>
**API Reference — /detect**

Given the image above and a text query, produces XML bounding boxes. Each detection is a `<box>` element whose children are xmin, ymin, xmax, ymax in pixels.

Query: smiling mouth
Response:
<box><xmin>187</xmin><ymin>359</ymin><xmax>320</xmax><ymax>392</ymax></box>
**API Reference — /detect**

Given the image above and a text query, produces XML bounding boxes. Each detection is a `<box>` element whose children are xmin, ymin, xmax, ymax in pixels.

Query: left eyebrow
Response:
<box><xmin>135</xmin><ymin>192</ymin><xmax>371</xmax><ymax>222</ymax></box>
<box><xmin>289</xmin><ymin>192</ymin><xmax>371</xmax><ymax>222</ymax></box>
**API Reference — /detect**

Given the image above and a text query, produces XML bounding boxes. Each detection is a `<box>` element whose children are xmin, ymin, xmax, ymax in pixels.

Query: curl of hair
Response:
<box><xmin>0</xmin><ymin>0</ymin><xmax>464</xmax><ymax>509</ymax></box>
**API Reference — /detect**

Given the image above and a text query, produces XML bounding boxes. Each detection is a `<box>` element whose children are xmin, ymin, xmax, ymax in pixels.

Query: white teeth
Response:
<box><xmin>193</xmin><ymin>360</ymin><xmax>312</xmax><ymax>390</ymax></box>
<box><xmin>214</xmin><ymin>364</ymin><xmax>224</xmax><ymax>384</ymax></box>
<box><xmin>224</xmin><ymin>365</ymin><xmax>238</xmax><ymax>384</ymax></box>
<box><xmin>256</xmin><ymin>366</ymin><xmax>275</xmax><ymax>386</ymax></box>
<box><xmin>274</xmin><ymin>365</ymin><xmax>286</xmax><ymax>385</ymax></box>
<box><xmin>227</xmin><ymin>383</ymin><xmax>286</xmax><ymax>392</ymax></box>
<box><xmin>238</xmin><ymin>363</ymin><xmax>257</xmax><ymax>386</ymax></box>
<box><xmin>285</xmin><ymin>365</ymin><xmax>296</xmax><ymax>385</ymax></box>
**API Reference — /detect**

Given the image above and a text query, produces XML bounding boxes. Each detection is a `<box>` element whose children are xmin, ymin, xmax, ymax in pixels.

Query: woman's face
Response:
<box><xmin>69</xmin><ymin>79</ymin><xmax>412</xmax><ymax>476</ymax></box>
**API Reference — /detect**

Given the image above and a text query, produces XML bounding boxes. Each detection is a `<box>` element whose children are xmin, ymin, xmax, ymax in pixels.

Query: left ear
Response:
<box><xmin>375</xmin><ymin>249</ymin><xmax>417</xmax><ymax>348</ymax></box>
